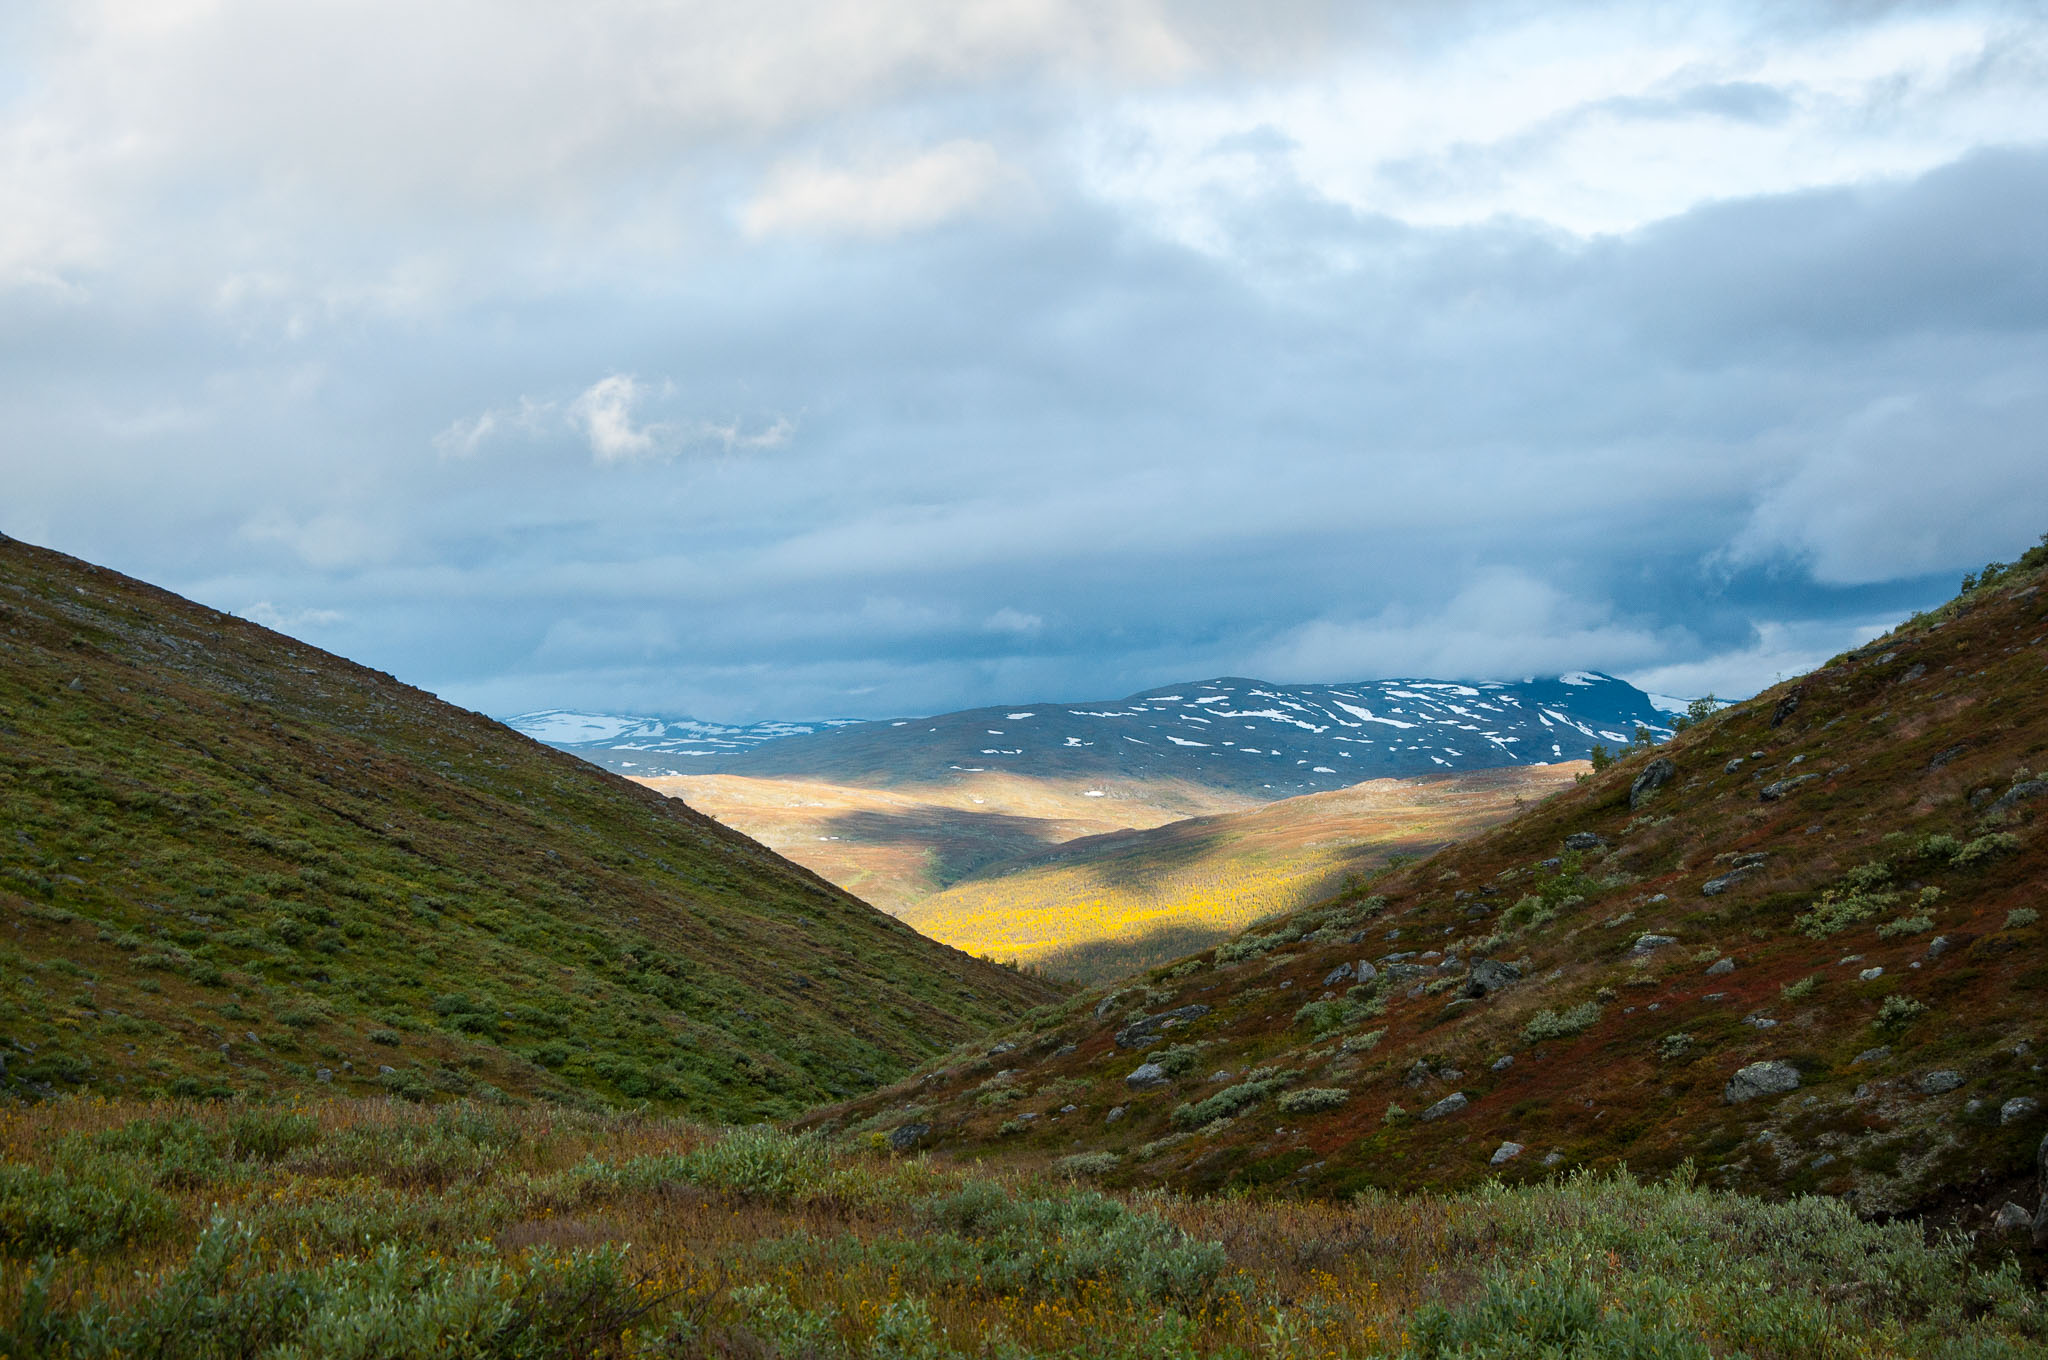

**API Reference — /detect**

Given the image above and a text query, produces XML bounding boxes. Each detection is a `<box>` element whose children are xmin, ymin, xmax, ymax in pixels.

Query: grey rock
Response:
<box><xmin>1538</xmin><ymin>857</ymin><xmax>1562</xmax><ymax>870</ymax></box>
<box><xmin>1113</xmin><ymin>1004</ymin><xmax>1211</xmax><ymax>1049</ymax></box>
<box><xmin>1926</xmin><ymin>936</ymin><xmax>1954</xmax><ymax>960</ymax></box>
<box><xmin>1490</xmin><ymin>1141</ymin><xmax>1524</xmax><ymax>1165</ymax></box>
<box><xmin>1542</xmin><ymin>1151</ymin><xmax>1565</xmax><ymax>1167</ymax></box>
<box><xmin>1701</xmin><ymin>867</ymin><xmax>1759</xmax><ymax>896</ymax></box>
<box><xmin>1322</xmin><ymin>962</ymin><xmax>1355</xmax><ymax>988</ymax></box>
<box><xmin>378</xmin><ymin>1064</ymin><xmax>396</xmax><ymax>1075</ymax></box>
<box><xmin>1705</xmin><ymin>957</ymin><xmax>1736</xmax><ymax>977</ymax></box>
<box><xmin>1993</xmin><ymin>779</ymin><xmax>2047</xmax><ymax>813</ymax></box>
<box><xmin>1629</xmin><ymin>758</ymin><xmax>1676</xmax><ymax>810</ymax></box>
<box><xmin>1124</xmin><ymin>1063</ymin><xmax>1170</xmax><ymax>1091</ymax></box>
<box><xmin>1858</xmin><ymin>967</ymin><xmax>1884</xmax><ymax>981</ymax></box>
<box><xmin>1059</xmin><ymin>1104</ymin><xmax>1078</xmax><ymax>1114</ymax></box>
<box><xmin>1458</xmin><ymin>962</ymin><xmax>1523</xmax><ymax>1003</ymax></box>
<box><xmin>1769</xmin><ymin>688</ymin><xmax>1802</xmax><ymax>728</ymax></box>
<box><xmin>987</xmin><ymin>1040</ymin><xmax>1016</xmax><ymax>1055</ymax></box>
<box><xmin>1105</xmin><ymin>1105</ymin><xmax>1126</xmax><ymax>1123</ymax></box>
<box><xmin>1852</xmin><ymin>1046</ymin><xmax>1890</xmax><ymax>1065</ymax></box>
<box><xmin>314</xmin><ymin>1067</ymin><xmax>333</xmax><ymax>1083</ymax></box>
<box><xmin>1918</xmin><ymin>1069</ymin><xmax>1964</xmax><ymax>1095</ymax></box>
<box><xmin>1900</xmin><ymin>663</ymin><xmax>1927</xmax><ymax>684</ymax></box>
<box><xmin>1053</xmin><ymin>1044</ymin><xmax>1077</xmax><ymax>1057</ymax></box>
<box><xmin>1928</xmin><ymin>744</ymin><xmax>1968</xmax><ymax>770</ymax></box>
<box><xmin>1994</xmin><ymin>1202</ymin><xmax>2034</xmax><ymax>1232</ymax></box>
<box><xmin>1760</xmin><ymin>773</ymin><xmax>1823</xmax><ymax>802</ymax></box>
<box><xmin>1354</xmin><ymin>960</ymin><xmax>1378</xmax><ymax>986</ymax></box>
<box><xmin>1631</xmin><ymin>934</ymin><xmax>1678</xmax><ymax>956</ymax></box>
<box><xmin>887</xmin><ymin>1122</ymin><xmax>931</xmax><ymax>1152</ymax></box>
<box><xmin>1564</xmin><ymin>832</ymin><xmax>1608</xmax><ymax>851</ymax></box>
<box><xmin>1419</xmin><ymin>1092</ymin><xmax>1470</xmax><ymax>1122</ymax></box>
<box><xmin>1724</xmin><ymin>757</ymin><xmax>1744</xmax><ymax>774</ymax></box>
<box><xmin>1491</xmin><ymin>1055</ymin><xmax>1514</xmax><ymax>1072</ymax></box>
<box><xmin>2001</xmin><ymin>1096</ymin><xmax>2040</xmax><ymax>1125</ymax></box>
<box><xmin>1725</xmin><ymin>1060</ymin><xmax>1801</xmax><ymax>1104</ymax></box>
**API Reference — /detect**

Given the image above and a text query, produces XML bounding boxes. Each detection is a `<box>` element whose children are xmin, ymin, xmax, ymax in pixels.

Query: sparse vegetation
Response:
<box><xmin>1523</xmin><ymin>1001</ymin><xmax>1601</xmax><ymax>1044</ymax></box>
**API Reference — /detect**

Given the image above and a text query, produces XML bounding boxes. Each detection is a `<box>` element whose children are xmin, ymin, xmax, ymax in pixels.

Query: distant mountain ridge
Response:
<box><xmin>509</xmin><ymin>673</ymin><xmax>1677</xmax><ymax>797</ymax></box>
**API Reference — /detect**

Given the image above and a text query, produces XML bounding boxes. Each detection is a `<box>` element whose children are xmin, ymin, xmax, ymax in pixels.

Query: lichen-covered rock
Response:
<box><xmin>1419</xmin><ymin>1092</ymin><xmax>1469</xmax><ymax>1122</ymax></box>
<box><xmin>1705</xmin><ymin>957</ymin><xmax>1736</xmax><ymax>976</ymax></box>
<box><xmin>1629</xmin><ymin>758</ymin><xmax>1676</xmax><ymax>810</ymax></box>
<box><xmin>1760</xmin><ymin>773</ymin><xmax>1822</xmax><ymax>802</ymax></box>
<box><xmin>1725</xmin><ymin>1060</ymin><xmax>1800</xmax><ymax>1104</ymax></box>
<box><xmin>1918</xmin><ymin>1069</ymin><xmax>1964</xmax><ymax>1095</ymax></box>
<box><xmin>1490</xmin><ymin>1141</ymin><xmax>1523</xmax><ymax>1165</ymax></box>
<box><xmin>1113</xmin><ymin>1004</ymin><xmax>1211</xmax><ymax>1049</ymax></box>
<box><xmin>888</xmin><ymin>1122</ymin><xmax>931</xmax><ymax>1152</ymax></box>
<box><xmin>1564</xmin><ymin>832</ymin><xmax>1608</xmax><ymax>851</ymax></box>
<box><xmin>1124</xmin><ymin>1063</ymin><xmax>1170</xmax><ymax>1091</ymax></box>
<box><xmin>1461</xmin><ymin>958</ymin><xmax>1523</xmax><ymax>998</ymax></box>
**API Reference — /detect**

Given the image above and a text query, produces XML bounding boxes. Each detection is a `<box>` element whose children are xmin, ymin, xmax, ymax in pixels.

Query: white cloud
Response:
<box><xmin>570</xmin><ymin>374</ymin><xmax>667</xmax><ymax>463</ymax></box>
<box><xmin>743</xmin><ymin>140</ymin><xmax>1023</xmax><ymax>238</ymax></box>
<box><xmin>1252</xmin><ymin>571</ymin><xmax>1675</xmax><ymax>682</ymax></box>
<box><xmin>1621</xmin><ymin>615</ymin><xmax>1896</xmax><ymax>701</ymax></box>
<box><xmin>240</xmin><ymin>601</ymin><xmax>345</xmax><ymax>633</ymax></box>
<box><xmin>984</xmin><ymin>607</ymin><xmax>1044</xmax><ymax>634</ymax></box>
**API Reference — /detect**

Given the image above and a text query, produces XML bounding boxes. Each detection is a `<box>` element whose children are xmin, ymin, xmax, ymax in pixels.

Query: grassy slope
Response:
<box><xmin>635</xmin><ymin>771</ymin><xmax>1257</xmax><ymax>915</ymax></box>
<box><xmin>2</xmin><ymin>1101</ymin><xmax>2040</xmax><ymax>1358</ymax></box>
<box><xmin>902</xmin><ymin>765</ymin><xmax>1583</xmax><ymax>984</ymax></box>
<box><xmin>0</xmin><ymin>534</ymin><xmax>1056</xmax><ymax>1119</ymax></box>
<box><xmin>815</xmin><ymin>557</ymin><xmax>2048</xmax><ymax>1222</ymax></box>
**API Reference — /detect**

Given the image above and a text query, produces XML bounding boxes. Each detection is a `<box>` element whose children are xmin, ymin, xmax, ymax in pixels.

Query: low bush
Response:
<box><xmin>0</xmin><ymin>1162</ymin><xmax>176</xmax><ymax>1255</ymax></box>
<box><xmin>1275</xmin><ymin>1088</ymin><xmax>1348</xmax><ymax>1115</ymax></box>
<box><xmin>1170</xmin><ymin>1079</ymin><xmax>1283</xmax><ymax>1131</ymax></box>
<box><xmin>1523</xmin><ymin>1002</ymin><xmax>1601</xmax><ymax>1044</ymax></box>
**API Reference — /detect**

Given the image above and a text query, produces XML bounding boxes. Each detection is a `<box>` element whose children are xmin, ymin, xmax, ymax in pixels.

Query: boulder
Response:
<box><xmin>1418</xmin><ymin>1092</ymin><xmax>1470</xmax><ymax>1122</ymax></box>
<box><xmin>2037</xmin><ymin>1133</ymin><xmax>2048</xmax><ymax>1248</ymax></box>
<box><xmin>1760</xmin><ymin>773</ymin><xmax>1823</xmax><ymax>802</ymax></box>
<box><xmin>1701</xmin><ymin>869</ymin><xmax>1756</xmax><ymax>896</ymax></box>
<box><xmin>1724</xmin><ymin>757</ymin><xmax>1744</xmax><ymax>774</ymax></box>
<box><xmin>1705</xmin><ymin>957</ymin><xmax>1736</xmax><ymax>977</ymax></box>
<box><xmin>1462</xmin><ymin>958</ymin><xmax>1523</xmax><ymax>998</ymax></box>
<box><xmin>1490</xmin><ymin>1141</ymin><xmax>1524</xmax><ymax>1165</ymax></box>
<box><xmin>886</xmin><ymin>1122</ymin><xmax>931</xmax><ymax>1153</ymax></box>
<box><xmin>2001</xmin><ymin>1096</ymin><xmax>2040</xmax><ymax>1125</ymax></box>
<box><xmin>1124</xmin><ymin>1063</ymin><xmax>1170</xmax><ymax>1091</ymax></box>
<box><xmin>1113</xmin><ymin>1004</ymin><xmax>1211</xmax><ymax>1049</ymax></box>
<box><xmin>1490</xmin><ymin>1055</ymin><xmax>1514</xmax><ymax>1072</ymax></box>
<box><xmin>1993</xmin><ymin>1202</ymin><xmax>2034</xmax><ymax>1233</ymax></box>
<box><xmin>1993</xmin><ymin>779</ymin><xmax>2047</xmax><ymax>813</ymax></box>
<box><xmin>1629</xmin><ymin>758</ymin><xmax>1676</xmax><ymax>810</ymax></box>
<box><xmin>1630</xmin><ymin>934</ymin><xmax>1678</xmax><ymax>956</ymax></box>
<box><xmin>1564</xmin><ymin>832</ymin><xmax>1608</xmax><ymax>851</ymax></box>
<box><xmin>1851</xmin><ymin>1046</ymin><xmax>1890</xmax><ymax>1065</ymax></box>
<box><xmin>1105</xmin><ymin>1105</ymin><xmax>1126</xmax><ymax>1123</ymax></box>
<box><xmin>1769</xmin><ymin>688</ymin><xmax>1802</xmax><ymax>728</ymax></box>
<box><xmin>1917</xmin><ymin>1069</ymin><xmax>1964</xmax><ymax>1095</ymax></box>
<box><xmin>1725</xmin><ymin>1060</ymin><xmax>1801</xmax><ymax>1104</ymax></box>
<box><xmin>1354</xmin><ymin>960</ymin><xmax>1378</xmax><ymax>986</ymax></box>
<box><xmin>1322</xmin><ymin>962</ymin><xmax>1355</xmax><ymax>988</ymax></box>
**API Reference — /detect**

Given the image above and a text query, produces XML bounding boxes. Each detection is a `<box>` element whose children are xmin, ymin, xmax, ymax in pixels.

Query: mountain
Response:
<box><xmin>812</xmin><ymin>543</ymin><xmax>2048</xmax><ymax>1224</ymax></box>
<box><xmin>503</xmin><ymin>709</ymin><xmax>860</xmax><ymax>771</ymax></box>
<box><xmin>0</xmin><ymin>533</ymin><xmax>1057</xmax><ymax>1117</ymax></box>
<box><xmin>509</xmin><ymin>673</ymin><xmax>1677</xmax><ymax>795</ymax></box>
<box><xmin>899</xmin><ymin>763</ymin><xmax>1585</xmax><ymax>984</ymax></box>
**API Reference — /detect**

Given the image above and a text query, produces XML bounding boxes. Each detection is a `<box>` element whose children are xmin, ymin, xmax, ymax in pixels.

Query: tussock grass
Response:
<box><xmin>2</xmin><ymin>1099</ymin><xmax>2040</xmax><ymax>1358</ymax></box>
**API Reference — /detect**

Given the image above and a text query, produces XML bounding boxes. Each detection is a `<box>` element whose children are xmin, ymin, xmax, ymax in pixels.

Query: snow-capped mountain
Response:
<box><xmin>501</xmin><ymin>710</ymin><xmax>859</xmax><ymax>771</ymax></box>
<box><xmin>508</xmin><ymin>673</ymin><xmax>1676</xmax><ymax>796</ymax></box>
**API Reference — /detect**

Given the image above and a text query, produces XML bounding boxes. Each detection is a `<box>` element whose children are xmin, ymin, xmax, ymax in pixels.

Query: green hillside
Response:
<box><xmin>0</xmin><ymin>534</ymin><xmax>1057</xmax><ymax>1119</ymax></box>
<box><xmin>816</xmin><ymin>539</ymin><xmax>2048</xmax><ymax>1224</ymax></box>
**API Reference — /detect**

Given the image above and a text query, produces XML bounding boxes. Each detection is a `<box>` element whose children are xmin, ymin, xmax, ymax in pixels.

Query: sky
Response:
<box><xmin>4</xmin><ymin>0</ymin><xmax>2046</xmax><ymax>723</ymax></box>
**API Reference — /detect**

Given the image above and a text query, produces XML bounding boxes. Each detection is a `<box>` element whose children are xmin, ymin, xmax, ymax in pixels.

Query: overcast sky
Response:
<box><xmin>5</xmin><ymin>1</ymin><xmax>2046</xmax><ymax>721</ymax></box>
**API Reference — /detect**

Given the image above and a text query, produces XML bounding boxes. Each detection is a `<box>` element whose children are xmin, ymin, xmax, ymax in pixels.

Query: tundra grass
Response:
<box><xmin>1</xmin><ymin>1098</ymin><xmax>2042</xmax><ymax>1358</ymax></box>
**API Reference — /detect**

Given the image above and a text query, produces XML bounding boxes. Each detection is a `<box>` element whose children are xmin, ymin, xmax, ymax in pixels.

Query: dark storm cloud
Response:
<box><xmin>3</xmin><ymin>1</ymin><xmax>2046</xmax><ymax>720</ymax></box>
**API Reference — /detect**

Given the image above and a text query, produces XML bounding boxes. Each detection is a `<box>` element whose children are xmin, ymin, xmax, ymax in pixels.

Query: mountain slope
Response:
<box><xmin>901</xmin><ymin>764</ymin><xmax>1585</xmax><ymax>984</ymax></box>
<box><xmin>814</xmin><ymin>547</ymin><xmax>2048</xmax><ymax>1224</ymax></box>
<box><xmin>513</xmin><ymin>674</ymin><xmax>1675</xmax><ymax>795</ymax></box>
<box><xmin>0</xmin><ymin>533</ymin><xmax>1057</xmax><ymax>1117</ymax></box>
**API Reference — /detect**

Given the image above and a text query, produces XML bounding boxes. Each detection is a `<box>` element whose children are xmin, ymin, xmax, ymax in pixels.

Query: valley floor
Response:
<box><xmin>3</xmin><ymin>1096</ymin><xmax>2043</xmax><ymax>1358</ymax></box>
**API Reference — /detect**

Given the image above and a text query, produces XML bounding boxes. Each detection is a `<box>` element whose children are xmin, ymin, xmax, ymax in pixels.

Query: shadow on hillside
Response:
<box><xmin>819</xmin><ymin>807</ymin><xmax>1070</xmax><ymax>887</ymax></box>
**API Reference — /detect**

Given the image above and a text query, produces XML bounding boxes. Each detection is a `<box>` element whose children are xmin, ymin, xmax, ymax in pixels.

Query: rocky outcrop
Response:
<box><xmin>1114</xmin><ymin>1004</ymin><xmax>1211</xmax><ymax>1049</ymax></box>
<box><xmin>1124</xmin><ymin>1063</ymin><xmax>1170</xmax><ymax>1091</ymax></box>
<box><xmin>1629</xmin><ymin>758</ymin><xmax>1676</xmax><ymax>810</ymax></box>
<box><xmin>1725</xmin><ymin>1060</ymin><xmax>1800</xmax><ymax>1104</ymax></box>
<box><xmin>1760</xmin><ymin>773</ymin><xmax>1822</xmax><ymax>802</ymax></box>
<box><xmin>1461</xmin><ymin>957</ymin><xmax>1523</xmax><ymax>999</ymax></box>
<box><xmin>887</xmin><ymin>1122</ymin><xmax>931</xmax><ymax>1152</ymax></box>
<box><xmin>1563</xmin><ymin>832</ymin><xmax>1608</xmax><ymax>851</ymax></box>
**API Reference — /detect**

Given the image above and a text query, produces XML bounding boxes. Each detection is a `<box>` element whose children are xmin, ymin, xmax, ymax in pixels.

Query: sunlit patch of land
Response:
<box><xmin>642</xmin><ymin>765</ymin><xmax>1583</xmax><ymax>984</ymax></box>
<box><xmin>901</xmin><ymin>764</ymin><xmax>1586</xmax><ymax>982</ymax></box>
<box><xmin>634</xmin><ymin>772</ymin><xmax>1261</xmax><ymax>914</ymax></box>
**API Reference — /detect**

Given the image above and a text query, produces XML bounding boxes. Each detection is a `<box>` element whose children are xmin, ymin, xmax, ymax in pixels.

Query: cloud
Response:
<box><xmin>570</xmin><ymin>375</ymin><xmax>667</xmax><ymax>463</ymax></box>
<box><xmin>984</xmin><ymin>607</ymin><xmax>1044</xmax><ymax>635</ymax></box>
<box><xmin>743</xmin><ymin>140</ymin><xmax>1024</xmax><ymax>238</ymax></box>
<box><xmin>240</xmin><ymin>601</ymin><xmax>345</xmax><ymax>634</ymax></box>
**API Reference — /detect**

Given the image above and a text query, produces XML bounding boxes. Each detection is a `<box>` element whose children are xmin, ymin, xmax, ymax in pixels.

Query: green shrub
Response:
<box><xmin>1875</xmin><ymin>995</ymin><xmax>1928</xmax><ymax>1030</ymax></box>
<box><xmin>1795</xmin><ymin>865</ymin><xmax>1900</xmax><ymax>938</ymax></box>
<box><xmin>2008</xmin><ymin>907</ymin><xmax>2040</xmax><ymax>930</ymax></box>
<box><xmin>1877</xmin><ymin>914</ymin><xmax>1933</xmax><ymax>939</ymax></box>
<box><xmin>680</xmin><ymin>1127</ymin><xmax>830</xmax><ymax>1202</ymax></box>
<box><xmin>1214</xmin><ymin>931</ymin><xmax>1290</xmax><ymax>965</ymax></box>
<box><xmin>1779</xmin><ymin>976</ymin><xmax>1818</xmax><ymax>1002</ymax></box>
<box><xmin>1340</xmin><ymin>1029</ymin><xmax>1386</xmax><ymax>1054</ymax></box>
<box><xmin>1657</xmin><ymin>1033</ymin><xmax>1694</xmax><ymax>1061</ymax></box>
<box><xmin>0</xmin><ymin>1162</ymin><xmax>177</xmax><ymax>1255</ymax></box>
<box><xmin>1170</xmin><ymin>1079</ymin><xmax>1283</xmax><ymax>1130</ymax></box>
<box><xmin>1523</xmin><ymin>1002</ymin><xmax>1601</xmax><ymax>1044</ymax></box>
<box><xmin>1053</xmin><ymin>1152</ymin><xmax>1121</xmax><ymax>1178</ymax></box>
<box><xmin>1954</xmin><ymin>832</ymin><xmax>2021</xmax><ymax>867</ymax></box>
<box><xmin>1292</xmin><ymin>993</ymin><xmax>1384</xmax><ymax>1035</ymax></box>
<box><xmin>1276</xmin><ymin>1087</ymin><xmax>1349</xmax><ymax>1115</ymax></box>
